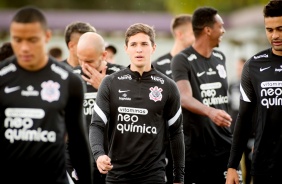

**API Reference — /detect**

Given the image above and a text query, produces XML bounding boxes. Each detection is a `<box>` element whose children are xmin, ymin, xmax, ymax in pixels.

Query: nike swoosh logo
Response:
<box><xmin>197</xmin><ymin>71</ymin><xmax>205</xmax><ymax>77</ymax></box>
<box><xmin>4</xmin><ymin>86</ymin><xmax>20</xmax><ymax>93</ymax></box>
<box><xmin>119</xmin><ymin>90</ymin><xmax>130</xmax><ymax>93</ymax></box>
<box><xmin>166</xmin><ymin>70</ymin><xmax>172</xmax><ymax>75</ymax></box>
<box><xmin>260</xmin><ymin>66</ymin><xmax>271</xmax><ymax>72</ymax></box>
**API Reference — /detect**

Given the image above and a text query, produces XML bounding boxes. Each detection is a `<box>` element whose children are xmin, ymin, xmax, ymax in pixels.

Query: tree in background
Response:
<box><xmin>0</xmin><ymin>0</ymin><xmax>271</xmax><ymax>14</ymax></box>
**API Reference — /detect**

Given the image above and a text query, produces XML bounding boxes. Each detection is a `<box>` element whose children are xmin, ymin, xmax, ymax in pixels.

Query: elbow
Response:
<box><xmin>180</xmin><ymin>96</ymin><xmax>188</xmax><ymax>108</ymax></box>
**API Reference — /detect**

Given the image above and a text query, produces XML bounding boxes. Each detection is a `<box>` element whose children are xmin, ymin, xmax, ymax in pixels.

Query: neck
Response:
<box><xmin>192</xmin><ymin>38</ymin><xmax>214</xmax><ymax>58</ymax></box>
<box><xmin>67</xmin><ymin>54</ymin><xmax>79</xmax><ymax>68</ymax></box>
<box><xmin>170</xmin><ymin>41</ymin><xmax>187</xmax><ymax>57</ymax></box>
<box><xmin>130</xmin><ymin>64</ymin><xmax>151</xmax><ymax>76</ymax></box>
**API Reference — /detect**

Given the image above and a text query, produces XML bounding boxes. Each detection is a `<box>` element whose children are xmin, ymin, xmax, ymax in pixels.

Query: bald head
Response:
<box><xmin>77</xmin><ymin>32</ymin><xmax>108</xmax><ymax>71</ymax></box>
<box><xmin>77</xmin><ymin>32</ymin><xmax>105</xmax><ymax>54</ymax></box>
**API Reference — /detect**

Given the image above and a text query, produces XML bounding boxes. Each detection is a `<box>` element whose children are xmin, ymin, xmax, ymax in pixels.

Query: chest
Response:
<box><xmin>250</xmin><ymin>61</ymin><xmax>282</xmax><ymax>102</ymax></box>
<box><xmin>110</xmin><ymin>77</ymin><xmax>168</xmax><ymax>114</ymax></box>
<box><xmin>0</xmin><ymin>69</ymin><xmax>68</xmax><ymax>111</ymax></box>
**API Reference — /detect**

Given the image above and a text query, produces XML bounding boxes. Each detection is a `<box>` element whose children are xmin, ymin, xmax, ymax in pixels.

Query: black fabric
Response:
<box><xmin>152</xmin><ymin>53</ymin><xmax>173</xmax><ymax>78</ymax></box>
<box><xmin>66</xmin><ymin>62</ymin><xmax>125</xmax><ymax>184</ymax></box>
<box><xmin>227</xmin><ymin>48</ymin><xmax>282</xmax><ymax>176</ymax></box>
<box><xmin>0</xmin><ymin>58</ymin><xmax>92</xmax><ymax>184</ymax></box>
<box><xmin>171</xmin><ymin>46</ymin><xmax>232</xmax><ymax>159</ymax></box>
<box><xmin>89</xmin><ymin>66</ymin><xmax>185</xmax><ymax>183</ymax></box>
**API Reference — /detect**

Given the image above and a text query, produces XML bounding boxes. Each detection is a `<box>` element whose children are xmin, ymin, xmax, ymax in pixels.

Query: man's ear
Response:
<box><xmin>45</xmin><ymin>29</ymin><xmax>52</xmax><ymax>43</ymax></box>
<box><xmin>204</xmin><ymin>26</ymin><xmax>212</xmax><ymax>36</ymax></box>
<box><xmin>102</xmin><ymin>50</ymin><xmax>108</xmax><ymax>60</ymax></box>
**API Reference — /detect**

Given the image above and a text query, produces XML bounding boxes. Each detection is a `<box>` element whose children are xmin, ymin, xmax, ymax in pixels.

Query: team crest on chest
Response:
<box><xmin>216</xmin><ymin>64</ymin><xmax>227</xmax><ymax>79</ymax></box>
<box><xmin>149</xmin><ymin>86</ymin><xmax>163</xmax><ymax>102</ymax></box>
<box><xmin>40</xmin><ymin>80</ymin><xmax>60</xmax><ymax>102</ymax></box>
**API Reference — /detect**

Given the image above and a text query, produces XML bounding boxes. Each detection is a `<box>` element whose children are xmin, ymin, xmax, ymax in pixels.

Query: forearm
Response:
<box><xmin>181</xmin><ymin>95</ymin><xmax>211</xmax><ymax>116</ymax></box>
<box><xmin>228</xmin><ymin>100</ymin><xmax>254</xmax><ymax>169</ymax></box>
<box><xmin>170</xmin><ymin>131</ymin><xmax>185</xmax><ymax>183</ymax></box>
<box><xmin>89</xmin><ymin>123</ymin><xmax>106</xmax><ymax>161</ymax></box>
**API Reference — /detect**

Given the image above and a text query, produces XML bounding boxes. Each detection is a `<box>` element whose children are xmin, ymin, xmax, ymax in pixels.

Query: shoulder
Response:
<box><xmin>49</xmin><ymin>58</ymin><xmax>82</xmax><ymax>83</ymax></box>
<box><xmin>250</xmin><ymin>48</ymin><xmax>271</xmax><ymax>61</ymax></box>
<box><xmin>105</xmin><ymin>67</ymin><xmax>128</xmax><ymax>81</ymax></box>
<box><xmin>106</xmin><ymin>62</ymin><xmax>126</xmax><ymax>74</ymax></box>
<box><xmin>212</xmin><ymin>49</ymin><xmax>225</xmax><ymax>61</ymax></box>
<box><xmin>244</xmin><ymin>48</ymin><xmax>271</xmax><ymax>68</ymax></box>
<box><xmin>72</xmin><ymin>65</ymin><xmax>82</xmax><ymax>75</ymax></box>
<box><xmin>0</xmin><ymin>57</ymin><xmax>18</xmax><ymax>77</ymax></box>
<box><xmin>152</xmin><ymin>69</ymin><xmax>177</xmax><ymax>87</ymax></box>
<box><xmin>152</xmin><ymin>53</ymin><xmax>171</xmax><ymax>64</ymax></box>
<box><xmin>174</xmin><ymin>46</ymin><xmax>196</xmax><ymax>61</ymax></box>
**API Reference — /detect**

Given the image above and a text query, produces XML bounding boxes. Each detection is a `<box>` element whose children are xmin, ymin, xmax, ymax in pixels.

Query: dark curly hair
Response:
<box><xmin>263</xmin><ymin>0</ymin><xmax>282</xmax><ymax>17</ymax></box>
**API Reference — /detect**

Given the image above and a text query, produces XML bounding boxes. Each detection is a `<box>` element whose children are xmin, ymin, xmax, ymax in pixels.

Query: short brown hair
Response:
<box><xmin>64</xmin><ymin>21</ymin><xmax>96</xmax><ymax>46</ymax></box>
<box><xmin>171</xmin><ymin>14</ymin><xmax>192</xmax><ymax>35</ymax></box>
<box><xmin>125</xmin><ymin>23</ymin><xmax>155</xmax><ymax>46</ymax></box>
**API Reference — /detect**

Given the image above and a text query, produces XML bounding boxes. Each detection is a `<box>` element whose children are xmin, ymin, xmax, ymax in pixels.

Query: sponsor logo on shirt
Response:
<box><xmin>4</xmin><ymin>86</ymin><xmax>20</xmax><ymax>94</ymax></box>
<box><xmin>187</xmin><ymin>54</ymin><xmax>197</xmax><ymax>61</ymax></box>
<box><xmin>151</xmin><ymin>76</ymin><xmax>164</xmax><ymax>84</ymax></box>
<box><xmin>0</xmin><ymin>63</ymin><xmax>16</xmax><ymax>76</ymax></box>
<box><xmin>118</xmin><ymin>89</ymin><xmax>131</xmax><ymax>101</ymax></box>
<box><xmin>116</xmin><ymin>107</ymin><xmax>157</xmax><ymax>134</ymax></box>
<box><xmin>275</xmin><ymin>65</ymin><xmax>282</xmax><ymax>72</ymax></box>
<box><xmin>21</xmin><ymin>85</ymin><xmax>39</xmax><ymax>96</ymax></box>
<box><xmin>4</xmin><ymin>108</ymin><xmax>56</xmax><ymax>143</ymax></box>
<box><xmin>41</xmin><ymin>80</ymin><xmax>60</xmax><ymax>103</ymax></box>
<box><xmin>73</xmin><ymin>69</ymin><xmax>81</xmax><ymax>74</ymax></box>
<box><xmin>51</xmin><ymin>64</ymin><xmax>69</xmax><ymax>80</ymax></box>
<box><xmin>156</xmin><ymin>58</ymin><xmax>170</xmax><ymax>65</ymax></box>
<box><xmin>260</xmin><ymin>81</ymin><xmax>282</xmax><ymax>108</ymax></box>
<box><xmin>207</xmin><ymin>68</ymin><xmax>216</xmax><ymax>75</ymax></box>
<box><xmin>118</xmin><ymin>107</ymin><xmax>148</xmax><ymax>115</ymax></box>
<box><xmin>84</xmin><ymin>92</ymin><xmax>97</xmax><ymax>116</ymax></box>
<box><xmin>254</xmin><ymin>54</ymin><xmax>268</xmax><ymax>59</ymax></box>
<box><xmin>212</xmin><ymin>52</ymin><xmax>223</xmax><ymax>60</ymax></box>
<box><xmin>260</xmin><ymin>66</ymin><xmax>271</xmax><ymax>72</ymax></box>
<box><xmin>118</xmin><ymin>74</ymin><xmax>132</xmax><ymax>80</ymax></box>
<box><xmin>200</xmin><ymin>82</ymin><xmax>228</xmax><ymax>106</ymax></box>
<box><xmin>108</xmin><ymin>66</ymin><xmax>121</xmax><ymax>72</ymax></box>
<box><xmin>149</xmin><ymin>86</ymin><xmax>163</xmax><ymax>102</ymax></box>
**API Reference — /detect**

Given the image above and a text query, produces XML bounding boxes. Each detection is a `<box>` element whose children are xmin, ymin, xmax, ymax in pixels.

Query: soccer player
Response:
<box><xmin>70</xmin><ymin>32</ymin><xmax>125</xmax><ymax>183</ymax></box>
<box><xmin>226</xmin><ymin>1</ymin><xmax>282</xmax><ymax>183</ymax></box>
<box><xmin>63</xmin><ymin>21</ymin><xmax>96</xmax><ymax>68</ymax></box>
<box><xmin>171</xmin><ymin>7</ymin><xmax>241</xmax><ymax>184</ymax></box>
<box><xmin>0</xmin><ymin>6</ymin><xmax>92</xmax><ymax>184</ymax></box>
<box><xmin>152</xmin><ymin>14</ymin><xmax>194</xmax><ymax>79</ymax></box>
<box><xmin>152</xmin><ymin>14</ymin><xmax>194</xmax><ymax>183</ymax></box>
<box><xmin>89</xmin><ymin>23</ymin><xmax>185</xmax><ymax>184</ymax></box>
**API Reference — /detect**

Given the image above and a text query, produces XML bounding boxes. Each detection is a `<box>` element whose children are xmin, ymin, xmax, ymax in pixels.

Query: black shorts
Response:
<box><xmin>252</xmin><ymin>174</ymin><xmax>280</xmax><ymax>184</ymax></box>
<box><xmin>185</xmin><ymin>152</ymin><xmax>242</xmax><ymax>184</ymax></box>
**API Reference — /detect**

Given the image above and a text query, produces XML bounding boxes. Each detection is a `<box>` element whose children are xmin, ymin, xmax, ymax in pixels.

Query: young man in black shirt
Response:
<box><xmin>89</xmin><ymin>23</ymin><xmax>185</xmax><ymax>184</ymax></box>
<box><xmin>152</xmin><ymin>14</ymin><xmax>194</xmax><ymax>79</ymax></box>
<box><xmin>62</xmin><ymin>21</ymin><xmax>96</xmax><ymax>68</ymax></box>
<box><xmin>171</xmin><ymin>7</ymin><xmax>241</xmax><ymax>184</ymax></box>
<box><xmin>152</xmin><ymin>14</ymin><xmax>194</xmax><ymax>183</ymax></box>
<box><xmin>0</xmin><ymin>6</ymin><xmax>92</xmax><ymax>184</ymax></box>
<box><xmin>226</xmin><ymin>1</ymin><xmax>282</xmax><ymax>183</ymax></box>
<box><xmin>67</xmin><ymin>32</ymin><xmax>125</xmax><ymax>184</ymax></box>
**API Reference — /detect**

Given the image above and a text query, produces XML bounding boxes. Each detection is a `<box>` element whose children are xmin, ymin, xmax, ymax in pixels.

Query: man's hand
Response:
<box><xmin>81</xmin><ymin>63</ymin><xmax>107</xmax><ymax>89</ymax></box>
<box><xmin>225</xmin><ymin>168</ymin><xmax>240</xmax><ymax>184</ymax></box>
<box><xmin>207</xmin><ymin>107</ymin><xmax>232</xmax><ymax>127</ymax></box>
<box><xmin>96</xmin><ymin>155</ymin><xmax>113</xmax><ymax>174</ymax></box>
